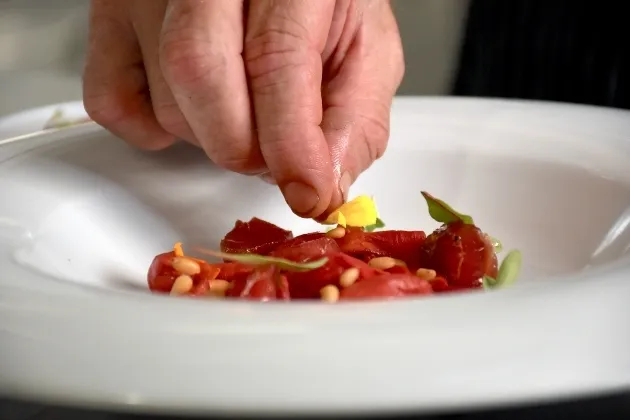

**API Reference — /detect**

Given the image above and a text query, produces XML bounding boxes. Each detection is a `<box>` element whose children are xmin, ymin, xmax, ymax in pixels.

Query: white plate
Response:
<box><xmin>1</xmin><ymin>97</ymin><xmax>630</xmax><ymax>417</ymax></box>
<box><xmin>0</xmin><ymin>101</ymin><xmax>87</xmax><ymax>140</ymax></box>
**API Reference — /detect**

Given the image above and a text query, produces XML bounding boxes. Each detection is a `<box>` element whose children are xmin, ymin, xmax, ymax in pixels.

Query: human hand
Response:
<box><xmin>83</xmin><ymin>0</ymin><xmax>404</xmax><ymax>218</ymax></box>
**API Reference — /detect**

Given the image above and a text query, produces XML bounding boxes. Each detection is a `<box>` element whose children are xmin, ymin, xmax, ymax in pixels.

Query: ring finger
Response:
<box><xmin>130</xmin><ymin>0</ymin><xmax>196</xmax><ymax>144</ymax></box>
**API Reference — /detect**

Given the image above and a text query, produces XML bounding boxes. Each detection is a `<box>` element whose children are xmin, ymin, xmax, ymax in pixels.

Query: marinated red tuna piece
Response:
<box><xmin>148</xmin><ymin>252</ymin><xmax>178</xmax><ymax>293</ymax></box>
<box><xmin>214</xmin><ymin>262</ymin><xmax>254</xmax><ymax>283</ymax></box>
<box><xmin>226</xmin><ymin>265</ymin><xmax>290</xmax><ymax>301</ymax></box>
<box><xmin>220</xmin><ymin>217</ymin><xmax>293</xmax><ymax>255</ymax></box>
<box><xmin>364</xmin><ymin>230</ymin><xmax>427</xmax><ymax>268</ymax></box>
<box><xmin>419</xmin><ymin>221</ymin><xmax>497</xmax><ymax>289</ymax></box>
<box><xmin>335</xmin><ymin>227</ymin><xmax>426</xmax><ymax>268</ymax></box>
<box><xmin>286</xmin><ymin>252</ymin><xmax>383</xmax><ymax>299</ymax></box>
<box><xmin>271</xmin><ymin>233</ymin><xmax>340</xmax><ymax>262</ymax></box>
<box><xmin>340</xmin><ymin>273</ymin><xmax>433</xmax><ymax>299</ymax></box>
<box><xmin>427</xmin><ymin>276</ymin><xmax>450</xmax><ymax>293</ymax></box>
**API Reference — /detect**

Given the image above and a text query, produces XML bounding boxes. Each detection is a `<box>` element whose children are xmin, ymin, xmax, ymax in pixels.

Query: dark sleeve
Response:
<box><xmin>452</xmin><ymin>0</ymin><xmax>630</xmax><ymax>110</ymax></box>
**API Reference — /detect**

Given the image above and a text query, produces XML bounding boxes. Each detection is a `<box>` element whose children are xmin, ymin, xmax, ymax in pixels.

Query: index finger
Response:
<box><xmin>244</xmin><ymin>0</ymin><xmax>336</xmax><ymax>218</ymax></box>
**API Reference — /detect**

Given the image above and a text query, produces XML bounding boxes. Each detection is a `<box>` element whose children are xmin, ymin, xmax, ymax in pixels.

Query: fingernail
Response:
<box><xmin>282</xmin><ymin>182</ymin><xmax>320</xmax><ymax>215</ymax></box>
<box><xmin>339</xmin><ymin>171</ymin><xmax>352</xmax><ymax>202</ymax></box>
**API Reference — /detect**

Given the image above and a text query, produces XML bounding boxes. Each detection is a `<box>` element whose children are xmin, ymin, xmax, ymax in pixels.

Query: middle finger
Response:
<box><xmin>160</xmin><ymin>0</ymin><xmax>265</xmax><ymax>174</ymax></box>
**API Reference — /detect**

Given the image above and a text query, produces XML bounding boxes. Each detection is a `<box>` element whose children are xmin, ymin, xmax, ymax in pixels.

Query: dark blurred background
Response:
<box><xmin>453</xmin><ymin>0</ymin><xmax>629</xmax><ymax>110</ymax></box>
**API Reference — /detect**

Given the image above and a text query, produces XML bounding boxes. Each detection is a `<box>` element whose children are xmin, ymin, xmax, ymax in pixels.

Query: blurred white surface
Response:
<box><xmin>0</xmin><ymin>0</ymin><xmax>88</xmax><ymax>73</ymax></box>
<box><xmin>0</xmin><ymin>70</ymin><xmax>82</xmax><ymax>117</ymax></box>
<box><xmin>0</xmin><ymin>0</ymin><xmax>468</xmax><ymax>117</ymax></box>
<box><xmin>0</xmin><ymin>0</ymin><xmax>87</xmax><ymax>116</ymax></box>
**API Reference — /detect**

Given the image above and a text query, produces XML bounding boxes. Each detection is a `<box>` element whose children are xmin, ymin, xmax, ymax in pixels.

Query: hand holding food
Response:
<box><xmin>83</xmin><ymin>0</ymin><xmax>405</xmax><ymax>218</ymax></box>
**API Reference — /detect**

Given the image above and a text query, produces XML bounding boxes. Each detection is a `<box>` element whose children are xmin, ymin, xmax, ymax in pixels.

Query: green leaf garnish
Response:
<box><xmin>195</xmin><ymin>248</ymin><xmax>328</xmax><ymax>272</ymax></box>
<box><xmin>364</xmin><ymin>217</ymin><xmax>386</xmax><ymax>232</ymax></box>
<box><xmin>483</xmin><ymin>249</ymin><xmax>522</xmax><ymax>290</ymax></box>
<box><xmin>490</xmin><ymin>236</ymin><xmax>503</xmax><ymax>253</ymax></box>
<box><xmin>421</xmin><ymin>191</ymin><xmax>474</xmax><ymax>225</ymax></box>
<box><xmin>482</xmin><ymin>275</ymin><xmax>497</xmax><ymax>288</ymax></box>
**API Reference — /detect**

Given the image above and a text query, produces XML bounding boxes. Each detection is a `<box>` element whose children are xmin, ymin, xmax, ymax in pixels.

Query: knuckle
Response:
<box><xmin>245</xmin><ymin>25</ymin><xmax>306</xmax><ymax>58</ymax></box>
<box><xmin>153</xmin><ymin>101</ymin><xmax>188</xmax><ymax>137</ymax></box>
<box><xmin>248</xmin><ymin>60</ymin><xmax>311</xmax><ymax>96</ymax></box>
<box><xmin>204</xmin><ymin>137</ymin><xmax>263</xmax><ymax>174</ymax></box>
<box><xmin>246</xmin><ymin>51</ymin><xmax>316</xmax><ymax>96</ymax></box>
<box><xmin>159</xmin><ymin>31</ymin><xmax>228</xmax><ymax>88</ymax></box>
<box><xmin>214</xmin><ymin>156</ymin><xmax>252</xmax><ymax>173</ymax></box>
<box><xmin>82</xmin><ymin>90</ymin><xmax>123</xmax><ymax>128</ymax></box>
<box><xmin>360</xmin><ymin>111</ymin><xmax>390</xmax><ymax>162</ymax></box>
<box><xmin>246</xmin><ymin>9</ymin><xmax>312</xmax><ymax>54</ymax></box>
<box><xmin>244</xmin><ymin>27</ymin><xmax>316</xmax><ymax>92</ymax></box>
<box><xmin>208</xmin><ymin>148</ymin><xmax>257</xmax><ymax>174</ymax></box>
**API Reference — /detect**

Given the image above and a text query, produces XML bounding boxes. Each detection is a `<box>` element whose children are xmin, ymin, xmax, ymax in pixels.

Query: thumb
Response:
<box><xmin>244</xmin><ymin>0</ymin><xmax>336</xmax><ymax>218</ymax></box>
<box><xmin>320</xmin><ymin>97</ymin><xmax>393</xmax><ymax>215</ymax></box>
<box><xmin>319</xmin><ymin>1</ymin><xmax>404</xmax><ymax>215</ymax></box>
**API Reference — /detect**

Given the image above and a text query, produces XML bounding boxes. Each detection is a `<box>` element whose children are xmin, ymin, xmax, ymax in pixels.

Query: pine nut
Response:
<box><xmin>339</xmin><ymin>267</ymin><xmax>360</xmax><ymax>288</ymax></box>
<box><xmin>368</xmin><ymin>256</ymin><xmax>397</xmax><ymax>270</ymax></box>
<box><xmin>172</xmin><ymin>257</ymin><xmax>201</xmax><ymax>276</ymax></box>
<box><xmin>394</xmin><ymin>259</ymin><xmax>407</xmax><ymax>267</ymax></box>
<box><xmin>320</xmin><ymin>285</ymin><xmax>340</xmax><ymax>303</ymax></box>
<box><xmin>416</xmin><ymin>268</ymin><xmax>437</xmax><ymax>281</ymax></box>
<box><xmin>326</xmin><ymin>226</ymin><xmax>346</xmax><ymax>239</ymax></box>
<box><xmin>208</xmin><ymin>279</ymin><xmax>230</xmax><ymax>297</ymax></box>
<box><xmin>170</xmin><ymin>274</ymin><xmax>193</xmax><ymax>295</ymax></box>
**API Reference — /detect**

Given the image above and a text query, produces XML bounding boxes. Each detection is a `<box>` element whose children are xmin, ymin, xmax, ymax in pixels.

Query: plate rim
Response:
<box><xmin>1</xmin><ymin>96</ymin><xmax>630</xmax><ymax>415</ymax></box>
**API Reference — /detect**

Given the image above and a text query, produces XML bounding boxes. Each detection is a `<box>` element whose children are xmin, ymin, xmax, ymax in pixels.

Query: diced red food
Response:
<box><xmin>150</xmin><ymin>210</ymin><xmax>504</xmax><ymax>302</ymax></box>
<box><xmin>366</xmin><ymin>230</ymin><xmax>427</xmax><ymax>268</ymax></box>
<box><xmin>147</xmin><ymin>251</ymin><xmax>219</xmax><ymax>295</ymax></box>
<box><xmin>226</xmin><ymin>266</ymin><xmax>290</xmax><ymax>301</ymax></box>
<box><xmin>340</xmin><ymin>273</ymin><xmax>433</xmax><ymax>300</ymax></box>
<box><xmin>215</xmin><ymin>262</ymin><xmax>254</xmax><ymax>283</ymax></box>
<box><xmin>220</xmin><ymin>217</ymin><xmax>293</xmax><ymax>255</ymax></box>
<box><xmin>285</xmin><ymin>252</ymin><xmax>383</xmax><ymax>299</ymax></box>
<box><xmin>275</xmin><ymin>274</ymin><xmax>291</xmax><ymax>300</ymax></box>
<box><xmin>336</xmin><ymin>228</ymin><xmax>426</xmax><ymax>268</ymax></box>
<box><xmin>383</xmin><ymin>264</ymin><xmax>413</xmax><ymax>275</ymax></box>
<box><xmin>148</xmin><ymin>252</ymin><xmax>178</xmax><ymax>293</ymax></box>
<box><xmin>271</xmin><ymin>233</ymin><xmax>340</xmax><ymax>262</ymax></box>
<box><xmin>419</xmin><ymin>221</ymin><xmax>498</xmax><ymax>289</ymax></box>
<box><xmin>427</xmin><ymin>276</ymin><xmax>450</xmax><ymax>293</ymax></box>
<box><xmin>188</xmin><ymin>276</ymin><xmax>211</xmax><ymax>296</ymax></box>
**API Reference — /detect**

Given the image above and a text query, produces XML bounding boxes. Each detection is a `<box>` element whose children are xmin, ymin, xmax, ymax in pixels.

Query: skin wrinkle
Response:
<box><xmin>327</xmin><ymin>121</ymin><xmax>352</xmax><ymax>180</ymax></box>
<box><xmin>160</xmin><ymin>38</ymin><xmax>232</xmax><ymax>89</ymax></box>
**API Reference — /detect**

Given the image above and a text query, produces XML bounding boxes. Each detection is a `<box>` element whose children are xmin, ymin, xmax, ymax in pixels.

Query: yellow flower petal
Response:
<box><xmin>322</xmin><ymin>195</ymin><xmax>377</xmax><ymax>227</ymax></box>
<box><xmin>324</xmin><ymin>210</ymin><xmax>344</xmax><ymax>227</ymax></box>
